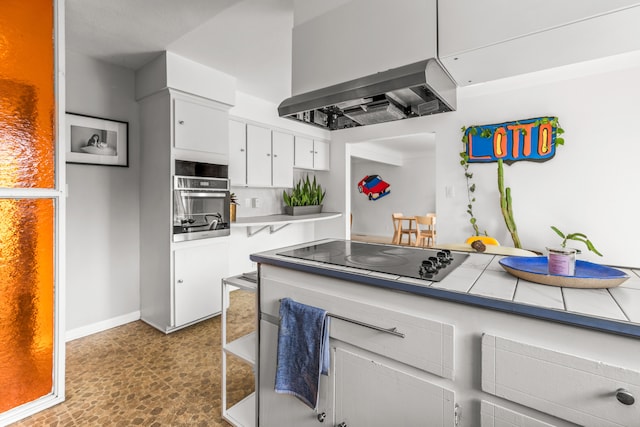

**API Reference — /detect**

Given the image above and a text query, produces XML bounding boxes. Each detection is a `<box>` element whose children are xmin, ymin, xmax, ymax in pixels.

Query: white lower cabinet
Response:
<box><xmin>482</xmin><ymin>334</ymin><xmax>640</xmax><ymax>427</ymax></box>
<box><xmin>333</xmin><ymin>345</ymin><xmax>456</xmax><ymax>427</ymax></box>
<box><xmin>259</xmin><ymin>267</ymin><xmax>457</xmax><ymax>427</ymax></box>
<box><xmin>257</xmin><ymin>264</ymin><xmax>640</xmax><ymax>427</ymax></box>
<box><xmin>173</xmin><ymin>242</ymin><xmax>227</xmax><ymax>327</ymax></box>
<box><xmin>259</xmin><ymin>320</ymin><xmax>455</xmax><ymax>427</ymax></box>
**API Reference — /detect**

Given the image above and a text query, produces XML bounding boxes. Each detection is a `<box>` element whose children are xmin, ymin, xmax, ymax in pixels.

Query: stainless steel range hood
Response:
<box><xmin>278</xmin><ymin>58</ymin><xmax>457</xmax><ymax>130</ymax></box>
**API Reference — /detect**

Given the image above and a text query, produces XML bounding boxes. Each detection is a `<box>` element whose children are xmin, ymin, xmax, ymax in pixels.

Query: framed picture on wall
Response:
<box><xmin>65</xmin><ymin>113</ymin><xmax>128</xmax><ymax>167</ymax></box>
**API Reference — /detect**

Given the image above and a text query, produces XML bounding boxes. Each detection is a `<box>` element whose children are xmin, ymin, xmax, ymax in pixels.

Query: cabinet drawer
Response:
<box><xmin>261</xmin><ymin>277</ymin><xmax>454</xmax><ymax>379</ymax></box>
<box><xmin>482</xmin><ymin>334</ymin><xmax>640</xmax><ymax>426</ymax></box>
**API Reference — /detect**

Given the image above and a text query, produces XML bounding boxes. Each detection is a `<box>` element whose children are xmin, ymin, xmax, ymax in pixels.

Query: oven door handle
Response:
<box><xmin>180</xmin><ymin>192</ymin><xmax>227</xmax><ymax>198</ymax></box>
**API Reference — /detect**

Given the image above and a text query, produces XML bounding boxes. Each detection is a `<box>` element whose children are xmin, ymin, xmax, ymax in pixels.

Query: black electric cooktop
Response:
<box><xmin>277</xmin><ymin>240</ymin><xmax>469</xmax><ymax>281</ymax></box>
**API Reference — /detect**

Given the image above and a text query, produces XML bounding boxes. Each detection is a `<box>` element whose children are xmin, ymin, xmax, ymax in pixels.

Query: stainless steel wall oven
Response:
<box><xmin>173</xmin><ymin>161</ymin><xmax>230</xmax><ymax>242</ymax></box>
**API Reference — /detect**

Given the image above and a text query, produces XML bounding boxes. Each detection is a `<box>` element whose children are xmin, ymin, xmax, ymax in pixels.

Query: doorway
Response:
<box><xmin>349</xmin><ymin>133</ymin><xmax>436</xmax><ymax>244</ymax></box>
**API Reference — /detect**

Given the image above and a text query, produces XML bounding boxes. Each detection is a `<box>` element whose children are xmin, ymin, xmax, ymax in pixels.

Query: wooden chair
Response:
<box><xmin>414</xmin><ymin>215</ymin><xmax>437</xmax><ymax>247</ymax></box>
<box><xmin>392</xmin><ymin>213</ymin><xmax>417</xmax><ymax>245</ymax></box>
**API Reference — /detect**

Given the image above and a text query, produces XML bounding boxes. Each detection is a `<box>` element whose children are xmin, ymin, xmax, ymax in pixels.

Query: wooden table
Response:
<box><xmin>392</xmin><ymin>216</ymin><xmax>417</xmax><ymax>245</ymax></box>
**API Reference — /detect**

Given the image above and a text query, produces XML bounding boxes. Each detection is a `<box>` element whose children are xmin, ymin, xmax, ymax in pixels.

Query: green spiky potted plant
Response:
<box><xmin>283</xmin><ymin>175</ymin><xmax>325</xmax><ymax>215</ymax></box>
<box><xmin>548</xmin><ymin>226</ymin><xmax>602</xmax><ymax>276</ymax></box>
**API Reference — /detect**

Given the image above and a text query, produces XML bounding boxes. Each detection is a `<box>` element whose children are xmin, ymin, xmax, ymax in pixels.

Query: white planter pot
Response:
<box><xmin>547</xmin><ymin>247</ymin><xmax>577</xmax><ymax>276</ymax></box>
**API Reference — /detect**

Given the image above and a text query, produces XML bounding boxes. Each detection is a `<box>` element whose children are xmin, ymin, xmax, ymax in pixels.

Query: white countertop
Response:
<box><xmin>251</xmin><ymin>239</ymin><xmax>640</xmax><ymax>337</ymax></box>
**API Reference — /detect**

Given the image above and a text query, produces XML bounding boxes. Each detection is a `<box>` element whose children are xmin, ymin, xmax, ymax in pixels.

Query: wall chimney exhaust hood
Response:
<box><xmin>278</xmin><ymin>58</ymin><xmax>456</xmax><ymax>130</ymax></box>
<box><xmin>279</xmin><ymin>0</ymin><xmax>456</xmax><ymax>130</ymax></box>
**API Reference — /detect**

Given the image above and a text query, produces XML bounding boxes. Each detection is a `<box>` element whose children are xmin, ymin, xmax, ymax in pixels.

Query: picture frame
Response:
<box><xmin>66</xmin><ymin>113</ymin><xmax>128</xmax><ymax>167</ymax></box>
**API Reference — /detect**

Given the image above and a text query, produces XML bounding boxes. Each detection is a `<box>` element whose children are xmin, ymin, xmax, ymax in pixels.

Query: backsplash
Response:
<box><xmin>232</xmin><ymin>170</ymin><xmax>318</xmax><ymax>217</ymax></box>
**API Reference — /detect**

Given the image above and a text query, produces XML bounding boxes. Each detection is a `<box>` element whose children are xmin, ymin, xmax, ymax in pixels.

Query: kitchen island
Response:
<box><xmin>251</xmin><ymin>239</ymin><xmax>640</xmax><ymax>427</ymax></box>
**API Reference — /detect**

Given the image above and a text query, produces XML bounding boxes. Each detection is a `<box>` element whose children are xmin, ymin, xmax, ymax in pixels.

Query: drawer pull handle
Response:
<box><xmin>317</xmin><ymin>412</ymin><xmax>326</xmax><ymax>422</ymax></box>
<box><xmin>330</xmin><ymin>313</ymin><xmax>405</xmax><ymax>338</ymax></box>
<box><xmin>337</xmin><ymin>423</ymin><xmax>347</xmax><ymax>427</ymax></box>
<box><xmin>616</xmin><ymin>388</ymin><xmax>635</xmax><ymax>405</ymax></box>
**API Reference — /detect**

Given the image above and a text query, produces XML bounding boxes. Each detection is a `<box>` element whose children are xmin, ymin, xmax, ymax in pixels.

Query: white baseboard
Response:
<box><xmin>66</xmin><ymin>311</ymin><xmax>140</xmax><ymax>342</ymax></box>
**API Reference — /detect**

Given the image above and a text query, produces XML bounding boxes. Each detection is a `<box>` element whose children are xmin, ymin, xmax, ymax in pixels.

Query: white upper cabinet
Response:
<box><xmin>230</xmin><ymin>120</ymin><xmax>298</xmax><ymax>188</ymax></box>
<box><xmin>228</xmin><ymin>119</ymin><xmax>247</xmax><ymax>187</ymax></box>
<box><xmin>173</xmin><ymin>93</ymin><xmax>229</xmax><ymax>157</ymax></box>
<box><xmin>313</xmin><ymin>139</ymin><xmax>330</xmax><ymax>171</ymax></box>
<box><xmin>271</xmin><ymin>131</ymin><xmax>294</xmax><ymax>188</ymax></box>
<box><xmin>293</xmin><ymin>136</ymin><xmax>314</xmax><ymax>169</ymax></box>
<box><xmin>294</xmin><ymin>136</ymin><xmax>329</xmax><ymax>171</ymax></box>
<box><xmin>439</xmin><ymin>1</ymin><xmax>640</xmax><ymax>86</ymax></box>
<box><xmin>246</xmin><ymin>124</ymin><xmax>272</xmax><ymax>187</ymax></box>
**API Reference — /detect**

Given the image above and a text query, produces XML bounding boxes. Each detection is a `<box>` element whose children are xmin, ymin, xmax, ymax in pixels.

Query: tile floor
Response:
<box><xmin>12</xmin><ymin>290</ymin><xmax>256</xmax><ymax>426</ymax></box>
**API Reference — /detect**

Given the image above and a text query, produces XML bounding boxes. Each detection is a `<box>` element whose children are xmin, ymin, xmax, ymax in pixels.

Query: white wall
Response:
<box><xmin>331</xmin><ymin>51</ymin><xmax>640</xmax><ymax>268</ymax></box>
<box><xmin>65</xmin><ymin>50</ymin><xmax>141</xmax><ymax>337</ymax></box>
<box><xmin>351</xmin><ymin>151</ymin><xmax>436</xmax><ymax>239</ymax></box>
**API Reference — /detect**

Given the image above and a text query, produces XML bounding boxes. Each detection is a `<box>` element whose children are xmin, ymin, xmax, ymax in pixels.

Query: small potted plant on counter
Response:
<box><xmin>283</xmin><ymin>176</ymin><xmax>325</xmax><ymax>215</ymax></box>
<box><xmin>548</xmin><ymin>226</ymin><xmax>602</xmax><ymax>275</ymax></box>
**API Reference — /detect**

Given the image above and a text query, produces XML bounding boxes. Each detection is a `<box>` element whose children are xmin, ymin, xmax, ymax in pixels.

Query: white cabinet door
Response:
<box><xmin>294</xmin><ymin>136</ymin><xmax>314</xmax><ymax>169</ymax></box>
<box><xmin>312</xmin><ymin>139</ymin><xmax>329</xmax><ymax>170</ymax></box>
<box><xmin>480</xmin><ymin>401</ymin><xmax>557</xmax><ymax>427</ymax></box>
<box><xmin>333</xmin><ymin>346</ymin><xmax>456</xmax><ymax>427</ymax></box>
<box><xmin>294</xmin><ymin>137</ymin><xmax>330</xmax><ymax>170</ymax></box>
<box><xmin>228</xmin><ymin>119</ymin><xmax>247</xmax><ymax>186</ymax></box>
<box><xmin>173</xmin><ymin>242</ymin><xmax>227</xmax><ymax>327</ymax></box>
<box><xmin>259</xmin><ymin>320</ymin><xmax>330</xmax><ymax>426</ymax></box>
<box><xmin>271</xmin><ymin>131</ymin><xmax>294</xmax><ymax>188</ymax></box>
<box><xmin>174</xmin><ymin>96</ymin><xmax>229</xmax><ymax>156</ymax></box>
<box><xmin>246</xmin><ymin>124</ymin><xmax>272</xmax><ymax>187</ymax></box>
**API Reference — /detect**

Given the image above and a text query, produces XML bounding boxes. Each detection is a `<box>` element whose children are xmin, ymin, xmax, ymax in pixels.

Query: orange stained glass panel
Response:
<box><xmin>0</xmin><ymin>0</ymin><xmax>56</xmax><ymax>189</ymax></box>
<box><xmin>0</xmin><ymin>199</ymin><xmax>55</xmax><ymax>412</ymax></box>
<box><xmin>0</xmin><ymin>0</ymin><xmax>57</xmax><ymax>414</ymax></box>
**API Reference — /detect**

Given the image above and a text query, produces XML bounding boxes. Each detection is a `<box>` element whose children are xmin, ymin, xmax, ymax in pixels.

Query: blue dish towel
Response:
<box><xmin>274</xmin><ymin>298</ymin><xmax>330</xmax><ymax>410</ymax></box>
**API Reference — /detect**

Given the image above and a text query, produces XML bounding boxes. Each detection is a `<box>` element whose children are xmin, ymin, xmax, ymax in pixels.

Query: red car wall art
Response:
<box><xmin>357</xmin><ymin>175</ymin><xmax>390</xmax><ymax>200</ymax></box>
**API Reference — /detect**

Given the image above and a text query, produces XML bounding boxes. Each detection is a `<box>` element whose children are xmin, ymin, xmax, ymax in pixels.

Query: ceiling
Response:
<box><xmin>64</xmin><ymin>0</ymin><xmax>434</xmax><ymax>157</ymax></box>
<box><xmin>65</xmin><ymin>0</ymin><xmax>294</xmax><ymax>103</ymax></box>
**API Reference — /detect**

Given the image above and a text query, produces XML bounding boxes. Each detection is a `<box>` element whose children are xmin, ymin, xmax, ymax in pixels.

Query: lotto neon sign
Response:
<box><xmin>464</xmin><ymin>117</ymin><xmax>558</xmax><ymax>163</ymax></box>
